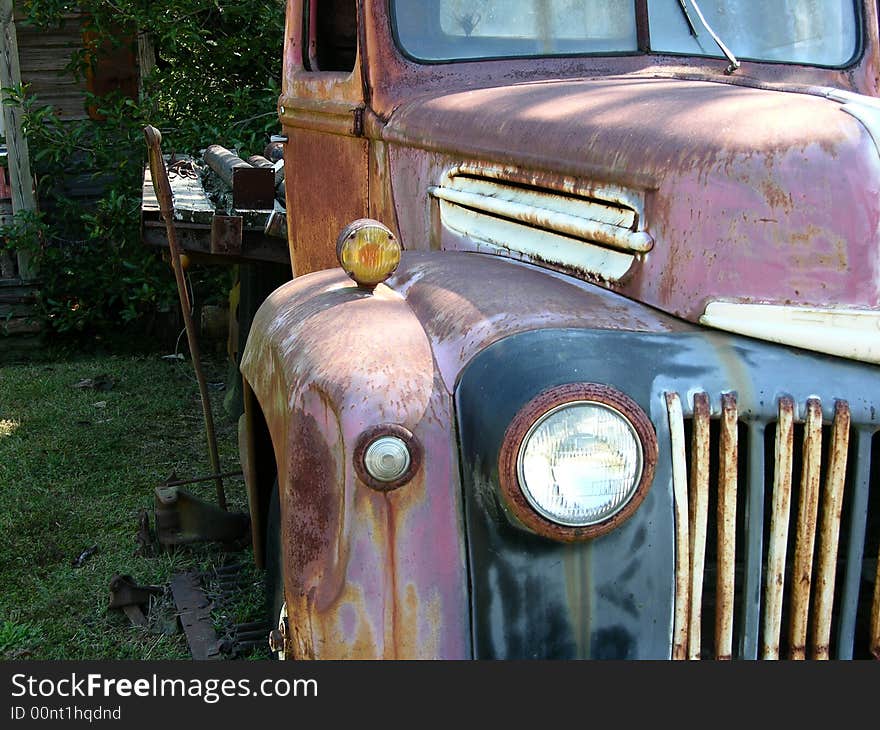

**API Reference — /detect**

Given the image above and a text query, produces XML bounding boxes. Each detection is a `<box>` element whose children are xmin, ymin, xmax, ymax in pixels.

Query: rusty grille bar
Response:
<box><xmin>789</xmin><ymin>398</ymin><xmax>823</xmax><ymax>660</ymax></box>
<box><xmin>688</xmin><ymin>393</ymin><xmax>711</xmax><ymax>660</ymax></box>
<box><xmin>665</xmin><ymin>392</ymin><xmax>876</xmax><ymax>660</ymax></box>
<box><xmin>763</xmin><ymin>397</ymin><xmax>794</xmax><ymax>659</ymax></box>
<box><xmin>715</xmin><ymin>393</ymin><xmax>738</xmax><ymax>660</ymax></box>
<box><xmin>811</xmin><ymin>401</ymin><xmax>851</xmax><ymax>660</ymax></box>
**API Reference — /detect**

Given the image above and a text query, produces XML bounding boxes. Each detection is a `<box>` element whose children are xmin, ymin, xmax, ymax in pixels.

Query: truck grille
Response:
<box><xmin>665</xmin><ymin>392</ymin><xmax>879</xmax><ymax>660</ymax></box>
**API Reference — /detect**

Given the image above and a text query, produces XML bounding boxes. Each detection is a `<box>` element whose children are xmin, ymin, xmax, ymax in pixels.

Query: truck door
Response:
<box><xmin>281</xmin><ymin>0</ymin><xmax>368</xmax><ymax>276</ymax></box>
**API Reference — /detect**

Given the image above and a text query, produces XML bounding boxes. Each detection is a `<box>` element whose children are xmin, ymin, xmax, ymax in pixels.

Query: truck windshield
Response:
<box><xmin>392</xmin><ymin>0</ymin><xmax>859</xmax><ymax>68</ymax></box>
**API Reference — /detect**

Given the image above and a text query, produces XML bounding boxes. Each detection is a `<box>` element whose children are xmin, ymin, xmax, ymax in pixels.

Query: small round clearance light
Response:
<box><xmin>499</xmin><ymin>384</ymin><xmax>657</xmax><ymax>541</ymax></box>
<box><xmin>354</xmin><ymin>425</ymin><xmax>422</xmax><ymax>492</ymax></box>
<box><xmin>336</xmin><ymin>219</ymin><xmax>401</xmax><ymax>289</ymax></box>
<box><xmin>364</xmin><ymin>437</ymin><xmax>411</xmax><ymax>483</ymax></box>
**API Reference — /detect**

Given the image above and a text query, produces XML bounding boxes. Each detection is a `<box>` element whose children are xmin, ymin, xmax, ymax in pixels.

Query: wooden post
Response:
<box><xmin>136</xmin><ymin>31</ymin><xmax>156</xmax><ymax>99</ymax></box>
<box><xmin>0</xmin><ymin>0</ymin><xmax>38</xmax><ymax>281</ymax></box>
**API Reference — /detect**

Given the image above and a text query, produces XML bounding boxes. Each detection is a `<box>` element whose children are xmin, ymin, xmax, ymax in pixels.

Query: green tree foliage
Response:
<box><xmin>2</xmin><ymin>1</ymin><xmax>285</xmax><ymax>336</ymax></box>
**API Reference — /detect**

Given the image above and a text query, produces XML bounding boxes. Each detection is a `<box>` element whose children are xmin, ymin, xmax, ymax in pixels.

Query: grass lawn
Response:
<box><xmin>0</xmin><ymin>352</ymin><xmax>265</xmax><ymax>659</ymax></box>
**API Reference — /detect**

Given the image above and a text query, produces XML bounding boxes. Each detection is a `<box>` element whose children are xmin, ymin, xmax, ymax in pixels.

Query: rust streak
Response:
<box><xmin>385</xmin><ymin>494</ymin><xmax>399</xmax><ymax>660</ymax></box>
<box><xmin>761</xmin><ymin>396</ymin><xmax>795</xmax><ymax>660</ymax></box>
<box><xmin>789</xmin><ymin>398</ymin><xmax>823</xmax><ymax>660</ymax></box>
<box><xmin>716</xmin><ymin>393</ymin><xmax>738</xmax><ymax>661</ymax></box>
<box><xmin>810</xmin><ymin>401</ymin><xmax>850</xmax><ymax>660</ymax></box>
<box><xmin>688</xmin><ymin>392</ymin><xmax>711</xmax><ymax>660</ymax></box>
<box><xmin>665</xmin><ymin>392</ymin><xmax>690</xmax><ymax>661</ymax></box>
<box><xmin>873</xmin><ymin>545</ymin><xmax>880</xmax><ymax>660</ymax></box>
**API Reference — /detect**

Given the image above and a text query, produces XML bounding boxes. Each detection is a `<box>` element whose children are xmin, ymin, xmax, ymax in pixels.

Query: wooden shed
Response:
<box><xmin>1</xmin><ymin>1</ymin><xmax>141</xmax><ymax>338</ymax></box>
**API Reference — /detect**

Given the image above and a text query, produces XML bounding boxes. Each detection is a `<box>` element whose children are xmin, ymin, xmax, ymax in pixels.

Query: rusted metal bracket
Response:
<box><xmin>108</xmin><ymin>574</ymin><xmax>163</xmax><ymax>627</ymax></box>
<box><xmin>218</xmin><ymin>619</ymin><xmax>272</xmax><ymax>658</ymax></box>
<box><xmin>171</xmin><ymin>571</ymin><xmax>221</xmax><ymax>660</ymax></box>
<box><xmin>154</xmin><ymin>485</ymin><xmax>249</xmax><ymax>547</ymax></box>
<box><xmin>211</xmin><ymin>215</ymin><xmax>243</xmax><ymax>256</ymax></box>
<box><xmin>135</xmin><ymin>508</ymin><xmax>156</xmax><ymax>557</ymax></box>
<box><xmin>353</xmin><ymin>107</ymin><xmax>365</xmax><ymax>137</ymax></box>
<box><xmin>264</xmin><ymin>210</ymin><xmax>287</xmax><ymax>240</ymax></box>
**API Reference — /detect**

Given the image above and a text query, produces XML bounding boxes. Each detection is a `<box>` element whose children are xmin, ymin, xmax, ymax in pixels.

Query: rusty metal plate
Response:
<box><xmin>286</xmin><ymin>128</ymin><xmax>369</xmax><ymax>276</ymax></box>
<box><xmin>170</xmin><ymin>571</ymin><xmax>221</xmax><ymax>661</ymax></box>
<box><xmin>232</xmin><ymin>167</ymin><xmax>276</xmax><ymax>210</ymax></box>
<box><xmin>211</xmin><ymin>215</ymin><xmax>243</xmax><ymax>256</ymax></box>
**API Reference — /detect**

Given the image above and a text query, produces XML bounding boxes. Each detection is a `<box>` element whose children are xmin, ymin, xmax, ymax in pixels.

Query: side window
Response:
<box><xmin>303</xmin><ymin>0</ymin><xmax>357</xmax><ymax>72</ymax></box>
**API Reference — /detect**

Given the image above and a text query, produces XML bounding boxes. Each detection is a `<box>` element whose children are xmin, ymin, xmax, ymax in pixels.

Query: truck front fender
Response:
<box><xmin>240</xmin><ymin>267</ymin><xmax>469</xmax><ymax>659</ymax></box>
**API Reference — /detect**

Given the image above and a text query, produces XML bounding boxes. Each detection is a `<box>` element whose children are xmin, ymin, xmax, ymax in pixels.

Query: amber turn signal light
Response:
<box><xmin>336</xmin><ymin>219</ymin><xmax>401</xmax><ymax>289</ymax></box>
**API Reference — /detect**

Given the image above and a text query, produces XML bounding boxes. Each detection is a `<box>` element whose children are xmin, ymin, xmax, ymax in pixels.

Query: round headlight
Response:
<box><xmin>336</xmin><ymin>219</ymin><xmax>401</xmax><ymax>289</ymax></box>
<box><xmin>499</xmin><ymin>384</ymin><xmax>656</xmax><ymax>540</ymax></box>
<box><xmin>518</xmin><ymin>402</ymin><xmax>642</xmax><ymax>526</ymax></box>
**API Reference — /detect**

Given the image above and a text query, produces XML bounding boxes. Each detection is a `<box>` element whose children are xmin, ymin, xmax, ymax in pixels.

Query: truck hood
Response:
<box><xmin>383</xmin><ymin>76</ymin><xmax>880</xmax><ymax>326</ymax></box>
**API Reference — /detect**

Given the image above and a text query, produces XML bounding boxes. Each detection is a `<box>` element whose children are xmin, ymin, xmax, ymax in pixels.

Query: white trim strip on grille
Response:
<box><xmin>666</xmin><ymin>392</ymin><xmax>691</xmax><ymax>660</ymax></box>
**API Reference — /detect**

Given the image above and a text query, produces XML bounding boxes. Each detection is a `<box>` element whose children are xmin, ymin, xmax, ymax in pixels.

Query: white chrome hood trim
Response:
<box><xmin>700</xmin><ymin>301</ymin><xmax>880</xmax><ymax>365</ymax></box>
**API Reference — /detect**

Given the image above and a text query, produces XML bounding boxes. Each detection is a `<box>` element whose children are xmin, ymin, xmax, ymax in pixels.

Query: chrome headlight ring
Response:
<box><xmin>498</xmin><ymin>383</ymin><xmax>657</xmax><ymax>541</ymax></box>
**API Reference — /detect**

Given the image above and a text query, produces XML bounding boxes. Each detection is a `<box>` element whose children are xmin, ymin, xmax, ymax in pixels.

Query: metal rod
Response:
<box><xmin>688</xmin><ymin>0</ymin><xmax>740</xmax><ymax>73</ymax></box>
<box><xmin>688</xmin><ymin>392</ymin><xmax>711</xmax><ymax>660</ymax></box>
<box><xmin>716</xmin><ymin>392</ymin><xmax>738</xmax><ymax>660</ymax></box>
<box><xmin>144</xmin><ymin>125</ymin><xmax>227</xmax><ymax>511</ymax></box>
<box><xmin>676</xmin><ymin>0</ymin><xmax>699</xmax><ymax>37</ymax></box>
<box><xmin>665</xmin><ymin>392</ymin><xmax>690</xmax><ymax>660</ymax></box>
<box><xmin>762</xmin><ymin>396</ymin><xmax>794</xmax><ymax>660</ymax></box>
<box><xmin>811</xmin><ymin>401</ymin><xmax>850</xmax><ymax>660</ymax></box>
<box><xmin>204</xmin><ymin>144</ymin><xmax>252</xmax><ymax>188</ymax></box>
<box><xmin>789</xmin><ymin>398</ymin><xmax>823</xmax><ymax>660</ymax></box>
<box><xmin>162</xmin><ymin>471</ymin><xmax>243</xmax><ymax>489</ymax></box>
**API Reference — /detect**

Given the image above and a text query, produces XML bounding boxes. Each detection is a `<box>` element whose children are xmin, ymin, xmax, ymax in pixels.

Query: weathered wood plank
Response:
<box><xmin>0</xmin><ymin>280</ymin><xmax>38</xmax><ymax>297</ymax></box>
<box><xmin>0</xmin><ymin>301</ymin><xmax>35</xmax><ymax>317</ymax></box>
<box><xmin>142</xmin><ymin>222</ymin><xmax>289</xmax><ymax>265</ymax></box>
<box><xmin>0</xmin><ymin>316</ymin><xmax>42</xmax><ymax>336</ymax></box>
<box><xmin>0</xmin><ymin>253</ymin><xmax>16</xmax><ymax>279</ymax></box>
<box><xmin>15</xmin><ymin>15</ymin><xmax>89</xmax><ymax>122</ymax></box>
<box><xmin>1</xmin><ymin>0</ymin><xmax>38</xmax><ymax>280</ymax></box>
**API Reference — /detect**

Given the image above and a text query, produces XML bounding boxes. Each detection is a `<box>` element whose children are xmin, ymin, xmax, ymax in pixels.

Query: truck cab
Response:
<box><xmin>239</xmin><ymin>0</ymin><xmax>880</xmax><ymax>659</ymax></box>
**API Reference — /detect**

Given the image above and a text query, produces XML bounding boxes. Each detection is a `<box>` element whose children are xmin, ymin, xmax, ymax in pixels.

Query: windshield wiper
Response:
<box><xmin>676</xmin><ymin>0</ymin><xmax>699</xmax><ymax>38</ymax></box>
<box><xmin>687</xmin><ymin>0</ymin><xmax>740</xmax><ymax>74</ymax></box>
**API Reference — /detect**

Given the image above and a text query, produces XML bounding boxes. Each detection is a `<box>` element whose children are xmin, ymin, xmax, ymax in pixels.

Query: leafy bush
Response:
<box><xmin>3</xmin><ymin>0</ymin><xmax>286</xmax><ymax>337</ymax></box>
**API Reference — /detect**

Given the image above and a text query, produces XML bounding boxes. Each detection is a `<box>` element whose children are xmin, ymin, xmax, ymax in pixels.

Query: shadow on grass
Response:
<box><xmin>0</xmin><ymin>351</ymin><xmax>264</xmax><ymax>660</ymax></box>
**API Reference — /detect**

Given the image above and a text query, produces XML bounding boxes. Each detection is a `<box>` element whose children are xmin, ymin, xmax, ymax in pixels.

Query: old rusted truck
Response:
<box><xmin>237</xmin><ymin>1</ymin><xmax>880</xmax><ymax>659</ymax></box>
